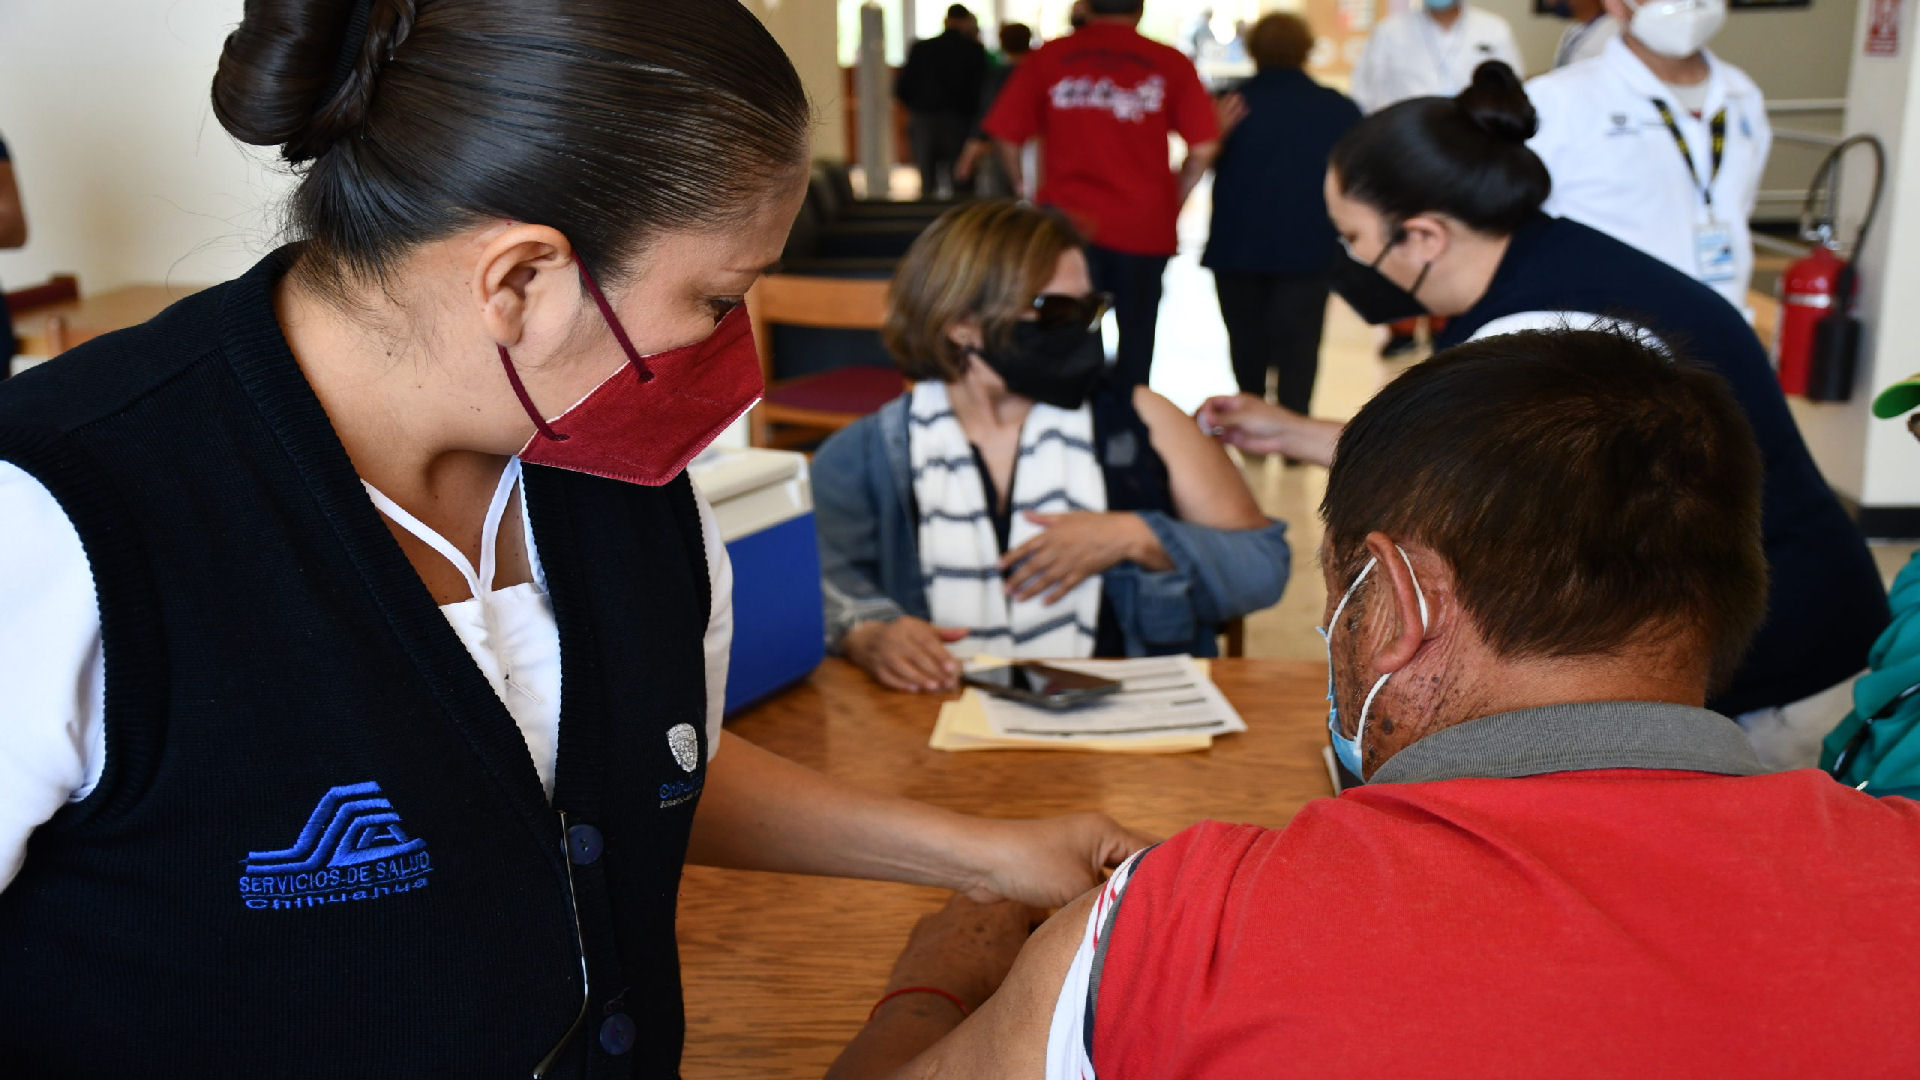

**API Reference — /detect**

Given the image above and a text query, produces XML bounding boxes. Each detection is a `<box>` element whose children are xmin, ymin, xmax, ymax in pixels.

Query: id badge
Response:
<box><xmin>1695</xmin><ymin>222</ymin><xmax>1738</xmax><ymax>284</ymax></box>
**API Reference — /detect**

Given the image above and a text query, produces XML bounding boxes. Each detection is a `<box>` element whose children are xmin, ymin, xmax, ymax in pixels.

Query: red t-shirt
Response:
<box><xmin>1092</xmin><ymin>770</ymin><xmax>1920</xmax><ymax>1077</ymax></box>
<box><xmin>983</xmin><ymin>23</ymin><xmax>1219</xmax><ymax>257</ymax></box>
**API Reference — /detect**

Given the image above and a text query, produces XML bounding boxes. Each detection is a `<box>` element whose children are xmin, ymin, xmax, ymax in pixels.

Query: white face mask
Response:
<box><xmin>1625</xmin><ymin>0</ymin><xmax>1726</xmax><ymax>59</ymax></box>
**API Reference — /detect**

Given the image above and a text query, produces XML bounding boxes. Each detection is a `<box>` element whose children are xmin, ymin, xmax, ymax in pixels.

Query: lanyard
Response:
<box><xmin>1651</xmin><ymin>99</ymin><xmax>1727</xmax><ymax>212</ymax></box>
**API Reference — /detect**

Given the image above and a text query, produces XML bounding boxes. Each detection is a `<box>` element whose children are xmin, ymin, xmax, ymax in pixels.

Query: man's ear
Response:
<box><xmin>473</xmin><ymin>224</ymin><xmax>576</xmax><ymax>350</ymax></box>
<box><xmin>1362</xmin><ymin>530</ymin><xmax>1441</xmax><ymax>674</ymax></box>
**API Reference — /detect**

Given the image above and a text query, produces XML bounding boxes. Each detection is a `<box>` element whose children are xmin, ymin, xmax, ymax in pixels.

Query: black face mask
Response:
<box><xmin>975</xmin><ymin>321</ymin><xmax>1108</xmax><ymax>410</ymax></box>
<box><xmin>1326</xmin><ymin>230</ymin><xmax>1432</xmax><ymax>325</ymax></box>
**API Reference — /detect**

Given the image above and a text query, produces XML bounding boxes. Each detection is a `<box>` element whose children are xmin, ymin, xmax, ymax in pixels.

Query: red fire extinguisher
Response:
<box><xmin>1776</xmin><ymin>134</ymin><xmax>1884</xmax><ymax>401</ymax></box>
<box><xmin>1776</xmin><ymin>244</ymin><xmax>1843</xmax><ymax>396</ymax></box>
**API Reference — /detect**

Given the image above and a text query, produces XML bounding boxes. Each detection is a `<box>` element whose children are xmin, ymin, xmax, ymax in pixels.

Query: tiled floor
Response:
<box><xmin>1146</xmin><ymin>179</ymin><xmax>1914</xmax><ymax>663</ymax></box>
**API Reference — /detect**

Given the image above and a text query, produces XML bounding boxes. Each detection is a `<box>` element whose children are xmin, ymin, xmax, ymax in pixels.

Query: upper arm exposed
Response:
<box><xmin>896</xmin><ymin>890</ymin><xmax>1099</xmax><ymax>1080</ymax></box>
<box><xmin>1132</xmin><ymin>388</ymin><xmax>1266</xmax><ymax>530</ymax></box>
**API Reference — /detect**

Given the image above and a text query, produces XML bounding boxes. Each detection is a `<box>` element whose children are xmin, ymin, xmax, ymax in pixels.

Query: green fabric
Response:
<box><xmin>1822</xmin><ymin>550</ymin><xmax>1920</xmax><ymax>796</ymax></box>
<box><xmin>1872</xmin><ymin>374</ymin><xmax>1920</xmax><ymax>420</ymax></box>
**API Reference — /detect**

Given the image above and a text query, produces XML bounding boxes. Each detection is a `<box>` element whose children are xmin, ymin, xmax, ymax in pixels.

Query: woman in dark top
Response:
<box><xmin>814</xmin><ymin>201</ymin><xmax>1290</xmax><ymax>692</ymax></box>
<box><xmin>0</xmin><ymin>2</ymin><xmax>1149</xmax><ymax>1074</ymax></box>
<box><xmin>1200</xmin><ymin>62</ymin><xmax>1888</xmax><ymax>747</ymax></box>
<box><xmin>1204</xmin><ymin>13</ymin><xmax>1360</xmax><ymax>413</ymax></box>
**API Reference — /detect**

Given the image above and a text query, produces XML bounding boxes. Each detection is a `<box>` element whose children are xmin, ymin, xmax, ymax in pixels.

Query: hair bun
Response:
<box><xmin>1455</xmin><ymin>61</ymin><xmax>1537</xmax><ymax>144</ymax></box>
<box><xmin>212</xmin><ymin>0</ymin><xmax>414</xmax><ymax>164</ymax></box>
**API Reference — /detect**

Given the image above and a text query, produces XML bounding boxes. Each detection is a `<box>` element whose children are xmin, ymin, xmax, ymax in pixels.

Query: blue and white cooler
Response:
<box><xmin>689</xmin><ymin>446</ymin><xmax>825</xmax><ymax>715</ymax></box>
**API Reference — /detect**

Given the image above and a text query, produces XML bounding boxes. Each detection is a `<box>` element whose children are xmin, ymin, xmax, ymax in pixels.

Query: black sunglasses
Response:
<box><xmin>1030</xmin><ymin>291</ymin><xmax>1113</xmax><ymax>331</ymax></box>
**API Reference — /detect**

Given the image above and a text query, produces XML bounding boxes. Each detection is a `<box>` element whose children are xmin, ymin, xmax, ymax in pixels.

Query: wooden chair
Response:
<box><xmin>747</xmin><ymin>274</ymin><xmax>904</xmax><ymax>449</ymax></box>
<box><xmin>1221</xmin><ymin>617</ymin><xmax>1246</xmax><ymax>659</ymax></box>
<box><xmin>4</xmin><ymin>273</ymin><xmax>79</xmax><ymax>317</ymax></box>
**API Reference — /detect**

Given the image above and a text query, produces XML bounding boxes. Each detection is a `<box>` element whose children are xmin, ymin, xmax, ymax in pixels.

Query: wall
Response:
<box><xmin>1791</xmin><ymin>0</ymin><xmax>1920</xmax><ymax>517</ymax></box>
<box><xmin>750</xmin><ymin>0</ymin><xmax>850</xmax><ymax>163</ymax></box>
<box><xmin>0</xmin><ymin>0</ymin><xmax>848</xmax><ymax>295</ymax></box>
<box><xmin>0</xmin><ymin>1</ymin><xmax>290</xmax><ymax>292</ymax></box>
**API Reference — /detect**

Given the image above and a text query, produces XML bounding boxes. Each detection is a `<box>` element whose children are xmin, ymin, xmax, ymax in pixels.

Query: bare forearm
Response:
<box><xmin>994</xmin><ymin>140</ymin><xmax>1023</xmax><ymax>195</ymax></box>
<box><xmin>1288</xmin><ymin>417</ymin><xmax>1345</xmax><ymax>466</ymax></box>
<box><xmin>1176</xmin><ymin>143</ymin><xmax>1218</xmax><ymax>207</ymax></box>
<box><xmin>688</xmin><ymin>730</ymin><xmax>983</xmax><ymax>889</ymax></box>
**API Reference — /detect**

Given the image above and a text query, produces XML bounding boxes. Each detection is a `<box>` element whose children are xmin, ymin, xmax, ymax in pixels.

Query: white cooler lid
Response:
<box><xmin>687</xmin><ymin>447</ymin><xmax>813</xmax><ymax>543</ymax></box>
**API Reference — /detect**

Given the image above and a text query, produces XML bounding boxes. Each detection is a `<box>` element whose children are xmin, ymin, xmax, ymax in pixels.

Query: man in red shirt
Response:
<box><xmin>984</xmin><ymin>0</ymin><xmax>1221</xmax><ymax>387</ymax></box>
<box><xmin>825</xmin><ymin>329</ymin><xmax>1920</xmax><ymax>1079</ymax></box>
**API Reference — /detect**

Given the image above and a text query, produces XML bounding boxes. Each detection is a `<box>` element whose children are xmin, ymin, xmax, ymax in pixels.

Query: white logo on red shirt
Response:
<box><xmin>1048</xmin><ymin>74</ymin><xmax>1166</xmax><ymax>123</ymax></box>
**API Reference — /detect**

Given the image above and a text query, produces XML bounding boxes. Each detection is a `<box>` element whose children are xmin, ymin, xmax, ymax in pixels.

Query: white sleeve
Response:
<box><xmin>1349</xmin><ymin>33</ymin><xmax>1385</xmax><ymax>114</ymax></box>
<box><xmin>1745</xmin><ymin>91</ymin><xmax>1772</xmax><ymax>219</ymax></box>
<box><xmin>694</xmin><ymin>487</ymin><xmax>734</xmax><ymax>762</ymax></box>
<box><xmin>1043</xmin><ymin>846</ymin><xmax>1154</xmax><ymax>1080</ymax></box>
<box><xmin>0</xmin><ymin>463</ymin><xmax>107</xmax><ymax>893</ymax></box>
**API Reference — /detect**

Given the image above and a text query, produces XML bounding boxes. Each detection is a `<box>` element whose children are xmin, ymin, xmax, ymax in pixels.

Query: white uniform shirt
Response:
<box><xmin>1552</xmin><ymin>14</ymin><xmax>1619</xmax><ymax>68</ymax></box>
<box><xmin>1349</xmin><ymin>5</ymin><xmax>1525</xmax><ymax>114</ymax></box>
<box><xmin>0</xmin><ymin>460</ymin><xmax>735</xmax><ymax>892</ymax></box>
<box><xmin>1527</xmin><ymin>36</ymin><xmax>1772</xmax><ymax>311</ymax></box>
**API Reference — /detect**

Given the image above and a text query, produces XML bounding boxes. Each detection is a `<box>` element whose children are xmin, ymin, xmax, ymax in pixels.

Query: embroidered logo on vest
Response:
<box><xmin>237</xmin><ymin>781</ymin><xmax>432</xmax><ymax>910</ymax></box>
<box><xmin>659</xmin><ymin>724</ymin><xmax>705</xmax><ymax>808</ymax></box>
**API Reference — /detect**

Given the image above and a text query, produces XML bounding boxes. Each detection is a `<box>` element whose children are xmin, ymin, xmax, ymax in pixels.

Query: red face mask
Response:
<box><xmin>498</xmin><ymin>260</ymin><xmax>763</xmax><ymax>486</ymax></box>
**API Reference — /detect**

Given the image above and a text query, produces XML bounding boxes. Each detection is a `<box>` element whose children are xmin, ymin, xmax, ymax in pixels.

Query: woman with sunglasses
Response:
<box><xmin>1198</xmin><ymin>61</ymin><xmax>1888</xmax><ymax>760</ymax></box>
<box><xmin>814</xmin><ymin>201</ymin><xmax>1289</xmax><ymax>693</ymax></box>
<box><xmin>0</xmin><ymin>3</ymin><xmax>1151</xmax><ymax>1074</ymax></box>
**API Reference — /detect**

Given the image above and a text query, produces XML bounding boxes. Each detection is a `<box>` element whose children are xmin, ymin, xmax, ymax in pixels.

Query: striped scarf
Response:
<box><xmin>909</xmin><ymin>381</ymin><xmax>1106</xmax><ymax>659</ymax></box>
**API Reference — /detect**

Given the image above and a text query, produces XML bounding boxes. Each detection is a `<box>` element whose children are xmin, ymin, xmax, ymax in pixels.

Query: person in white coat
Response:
<box><xmin>1526</xmin><ymin>0</ymin><xmax>1770</xmax><ymax>312</ymax></box>
<box><xmin>1350</xmin><ymin>0</ymin><xmax>1523</xmax><ymax>114</ymax></box>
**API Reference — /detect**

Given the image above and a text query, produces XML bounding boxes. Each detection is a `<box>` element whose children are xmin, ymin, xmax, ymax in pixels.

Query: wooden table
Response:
<box><xmin>13</xmin><ymin>283</ymin><xmax>208</xmax><ymax>355</ymax></box>
<box><xmin>677</xmin><ymin>657</ymin><xmax>1329</xmax><ymax>1079</ymax></box>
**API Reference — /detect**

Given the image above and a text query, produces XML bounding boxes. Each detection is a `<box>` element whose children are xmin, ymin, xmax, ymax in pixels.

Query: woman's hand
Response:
<box><xmin>1195</xmin><ymin>393</ymin><xmax>1342</xmax><ymax>466</ymax></box>
<box><xmin>844</xmin><ymin>617</ymin><xmax>968</xmax><ymax>692</ymax></box>
<box><xmin>1215</xmin><ymin>91</ymin><xmax>1250</xmax><ymax>140</ymax></box>
<box><xmin>957</xmin><ymin>813</ymin><xmax>1156</xmax><ymax>908</ymax></box>
<box><xmin>999</xmin><ymin>511</ymin><xmax>1171</xmax><ymax>604</ymax></box>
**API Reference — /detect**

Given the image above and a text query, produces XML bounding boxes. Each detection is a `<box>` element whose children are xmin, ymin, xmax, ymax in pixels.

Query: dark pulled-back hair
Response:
<box><xmin>212</xmin><ymin>0</ymin><xmax>811</xmax><ymax>295</ymax></box>
<box><xmin>1329</xmin><ymin>61</ymin><xmax>1550</xmax><ymax>235</ymax></box>
<box><xmin>1322</xmin><ymin>328</ymin><xmax>1769</xmax><ymax>687</ymax></box>
<box><xmin>1089</xmin><ymin>0</ymin><xmax>1145</xmax><ymax>14</ymax></box>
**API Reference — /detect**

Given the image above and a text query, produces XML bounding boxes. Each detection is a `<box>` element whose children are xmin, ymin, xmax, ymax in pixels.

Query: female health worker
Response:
<box><xmin>1199</xmin><ymin>62</ymin><xmax>1888</xmax><ymax>762</ymax></box>
<box><xmin>0</xmin><ymin>1</ymin><xmax>1147</xmax><ymax>1074</ymax></box>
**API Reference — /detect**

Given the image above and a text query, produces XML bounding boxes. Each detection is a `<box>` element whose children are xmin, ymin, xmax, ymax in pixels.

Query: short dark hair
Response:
<box><xmin>1321</xmin><ymin>328</ymin><xmax>1768</xmax><ymax>687</ymax></box>
<box><xmin>212</xmin><ymin>0</ymin><xmax>810</xmax><ymax>298</ymax></box>
<box><xmin>1246</xmin><ymin>13</ymin><xmax>1313</xmax><ymax>70</ymax></box>
<box><xmin>1001</xmin><ymin>22</ymin><xmax>1034</xmax><ymax>54</ymax></box>
<box><xmin>1089</xmin><ymin>0</ymin><xmax>1145</xmax><ymax>14</ymax></box>
<box><xmin>883</xmin><ymin>201</ymin><xmax>1084</xmax><ymax>382</ymax></box>
<box><xmin>947</xmin><ymin>4</ymin><xmax>974</xmax><ymax>20</ymax></box>
<box><xmin>1329</xmin><ymin>61</ymin><xmax>1550</xmax><ymax>235</ymax></box>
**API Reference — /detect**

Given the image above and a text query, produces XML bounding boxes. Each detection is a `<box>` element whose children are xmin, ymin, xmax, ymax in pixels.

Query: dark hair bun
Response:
<box><xmin>1455</xmin><ymin>61</ymin><xmax>1537</xmax><ymax>144</ymax></box>
<box><xmin>212</xmin><ymin>0</ymin><xmax>413</xmax><ymax>164</ymax></box>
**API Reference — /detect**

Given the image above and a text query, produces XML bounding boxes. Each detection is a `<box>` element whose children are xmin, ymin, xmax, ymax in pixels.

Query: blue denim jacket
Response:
<box><xmin>813</xmin><ymin>396</ymin><xmax>1291</xmax><ymax>657</ymax></box>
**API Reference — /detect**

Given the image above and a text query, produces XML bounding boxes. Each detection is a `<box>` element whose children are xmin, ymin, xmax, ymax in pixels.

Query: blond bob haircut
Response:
<box><xmin>883</xmin><ymin>200</ymin><xmax>1085</xmax><ymax>382</ymax></box>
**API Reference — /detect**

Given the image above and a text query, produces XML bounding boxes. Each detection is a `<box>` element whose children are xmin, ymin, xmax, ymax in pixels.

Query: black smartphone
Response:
<box><xmin>961</xmin><ymin>662</ymin><xmax>1122</xmax><ymax>710</ymax></box>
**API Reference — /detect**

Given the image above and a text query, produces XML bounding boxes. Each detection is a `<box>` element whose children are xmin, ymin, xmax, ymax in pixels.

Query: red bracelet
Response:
<box><xmin>869</xmin><ymin>985</ymin><xmax>971</xmax><ymax>1021</ymax></box>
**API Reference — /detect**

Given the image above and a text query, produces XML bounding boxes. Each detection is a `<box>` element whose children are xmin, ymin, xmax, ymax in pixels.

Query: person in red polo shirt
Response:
<box><xmin>825</xmin><ymin>328</ymin><xmax>1920</xmax><ymax>1080</ymax></box>
<box><xmin>984</xmin><ymin>0</ymin><xmax>1221</xmax><ymax>387</ymax></box>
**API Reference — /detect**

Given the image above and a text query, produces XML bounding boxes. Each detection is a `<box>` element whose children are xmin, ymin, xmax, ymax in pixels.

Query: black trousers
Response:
<box><xmin>907</xmin><ymin>111</ymin><xmax>972</xmax><ymax>199</ymax></box>
<box><xmin>1086</xmin><ymin>244</ymin><xmax>1170</xmax><ymax>388</ymax></box>
<box><xmin>1213</xmin><ymin>270</ymin><xmax>1330</xmax><ymax>414</ymax></box>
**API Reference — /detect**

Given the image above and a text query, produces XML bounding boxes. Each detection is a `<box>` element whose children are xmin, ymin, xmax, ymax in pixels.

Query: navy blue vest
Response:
<box><xmin>1440</xmin><ymin>215</ymin><xmax>1889</xmax><ymax>715</ymax></box>
<box><xmin>0</xmin><ymin>251</ymin><xmax>711</xmax><ymax>1077</ymax></box>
